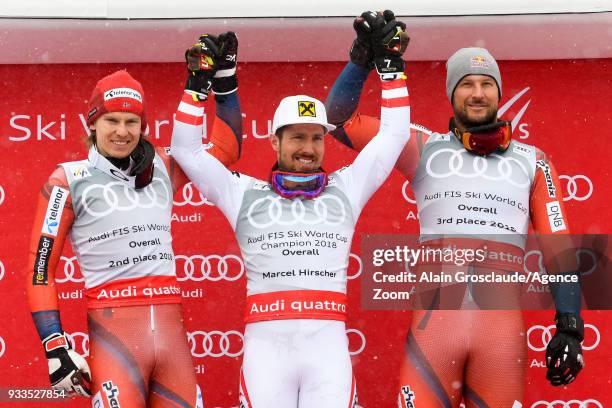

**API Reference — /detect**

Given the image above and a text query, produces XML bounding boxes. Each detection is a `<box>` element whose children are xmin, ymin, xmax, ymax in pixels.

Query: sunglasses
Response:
<box><xmin>271</xmin><ymin>170</ymin><xmax>327</xmax><ymax>199</ymax></box>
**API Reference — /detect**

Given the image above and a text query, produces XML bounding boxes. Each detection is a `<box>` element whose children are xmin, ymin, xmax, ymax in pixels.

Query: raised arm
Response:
<box><xmin>160</xmin><ymin>32</ymin><xmax>244</xmax><ymax>193</ymax></box>
<box><xmin>170</xmin><ymin>33</ymin><xmax>249</xmax><ymax>227</ymax></box>
<box><xmin>325</xmin><ymin>11</ymin><xmax>427</xmax><ymax>181</ymax></box>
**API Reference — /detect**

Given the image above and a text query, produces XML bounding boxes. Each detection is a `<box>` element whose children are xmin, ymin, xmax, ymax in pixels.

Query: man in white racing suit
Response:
<box><xmin>171</xmin><ymin>29</ymin><xmax>410</xmax><ymax>407</ymax></box>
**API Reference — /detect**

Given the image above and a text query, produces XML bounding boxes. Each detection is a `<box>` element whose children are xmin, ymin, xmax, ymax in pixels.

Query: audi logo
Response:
<box><xmin>527</xmin><ymin>324</ymin><xmax>600</xmax><ymax>352</ymax></box>
<box><xmin>346</xmin><ymin>329</ymin><xmax>366</xmax><ymax>356</ymax></box>
<box><xmin>66</xmin><ymin>331</ymin><xmax>89</xmax><ymax>357</ymax></box>
<box><xmin>175</xmin><ymin>254</ymin><xmax>244</xmax><ymax>282</ymax></box>
<box><xmin>0</xmin><ymin>185</ymin><xmax>4</xmax><ymax>205</ymax></box>
<box><xmin>187</xmin><ymin>330</ymin><xmax>244</xmax><ymax>358</ymax></box>
<box><xmin>56</xmin><ymin>256</ymin><xmax>84</xmax><ymax>283</ymax></box>
<box><xmin>401</xmin><ymin>180</ymin><xmax>416</xmax><ymax>205</ymax></box>
<box><xmin>187</xmin><ymin>328</ymin><xmax>366</xmax><ymax>358</ymax></box>
<box><xmin>347</xmin><ymin>253</ymin><xmax>362</xmax><ymax>280</ymax></box>
<box><xmin>0</xmin><ymin>335</ymin><xmax>5</xmax><ymax>358</ymax></box>
<box><xmin>523</xmin><ymin>249</ymin><xmax>597</xmax><ymax>276</ymax></box>
<box><xmin>174</xmin><ymin>182</ymin><xmax>214</xmax><ymax>207</ymax></box>
<box><xmin>81</xmin><ymin>177</ymin><xmax>171</xmax><ymax>217</ymax></box>
<box><xmin>246</xmin><ymin>195</ymin><xmax>346</xmax><ymax>229</ymax></box>
<box><xmin>531</xmin><ymin>400</ymin><xmax>603</xmax><ymax>408</ymax></box>
<box><xmin>425</xmin><ymin>149</ymin><xmax>530</xmax><ymax>188</ymax></box>
<box><xmin>0</xmin><ymin>259</ymin><xmax>4</xmax><ymax>282</ymax></box>
<box><xmin>559</xmin><ymin>175</ymin><xmax>593</xmax><ymax>202</ymax></box>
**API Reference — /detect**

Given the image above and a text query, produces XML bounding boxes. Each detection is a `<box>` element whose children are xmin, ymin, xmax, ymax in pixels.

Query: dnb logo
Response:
<box><xmin>531</xmin><ymin>400</ymin><xmax>603</xmax><ymax>408</ymax></box>
<box><xmin>398</xmin><ymin>385</ymin><xmax>416</xmax><ymax>408</ymax></box>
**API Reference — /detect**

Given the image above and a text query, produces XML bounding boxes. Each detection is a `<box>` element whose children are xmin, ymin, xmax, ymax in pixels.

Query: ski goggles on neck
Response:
<box><xmin>454</xmin><ymin>120</ymin><xmax>511</xmax><ymax>156</ymax></box>
<box><xmin>271</xmin><ymin>170</ymin><xmax>327</xmax><ymax>199</ymax></box>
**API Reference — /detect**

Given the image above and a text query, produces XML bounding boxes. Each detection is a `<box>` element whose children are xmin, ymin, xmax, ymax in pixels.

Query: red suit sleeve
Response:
<box><xmin>530</xmin><ymin>149</ymin><xmax>570</xmax><ymax>235</ymax></box>
<box><xmin>26</xmin><ymin>167</ymin><xmax>74</xmax><ymax>313</ymax></box>
<box><xmin>342</xmin><ymin>113</ymin><xmax>429</xmax><ymax>180</ymax></box>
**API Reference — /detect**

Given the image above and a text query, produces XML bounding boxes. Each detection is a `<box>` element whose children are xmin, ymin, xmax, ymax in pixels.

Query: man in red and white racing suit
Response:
<box><xmin>171</xmin><ymin>30</ymin><xmax>411</xmax><ymax>407</ymax></box>
<box><xmin>326</xmin><ymin>12</ymin><xmax>585</xmax><ymax>408</ymax></box>
<box><xmin>26</xmin><ymin>36</ymin><xmax>242</xmax><ymax>408</ymax></box>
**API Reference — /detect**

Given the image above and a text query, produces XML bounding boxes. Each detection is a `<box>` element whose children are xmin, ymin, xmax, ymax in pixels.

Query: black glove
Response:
<box><xmin>43</xmin><ymin>332</ymin><xmax>91</xmax><ymax>396</ymax></box>
<box><xmin>546</xmin><ymin>313</ymin><xmax>585</xmax><ymax>386</ymax></box>
<box><xmin>130</xmin><ymin>138</ymin><xmax>155</xmax><ymax>189</ymax></box>
<box><xmin>212</xmin><ymin>31</ymin><xmax>239</xmax><ymax>95</ymax></box>
<box><xmin>185</xmin><ymin>34</ymin><xmax>221</xmax><ymax>101</ymax></box>
<box><xmin>371</xmin><ymin>10</ymin><xmax>409</xmax><ymax>58</ymax></box>
<box><xmin>349</xmin><ymin>11</ymin><xmax>379</xmax><ymax>69</ymax></box>
<box><xmin>372</xmin><ymin>10</ymin><xmax>409</xmax><ymax>80</ymax></box>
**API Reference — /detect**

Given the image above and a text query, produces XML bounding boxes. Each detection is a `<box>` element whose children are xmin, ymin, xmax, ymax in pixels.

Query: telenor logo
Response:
<box><xmin>42</xmin><ymin>187</ymin><xmax>68</xmax><ymax>237</ymax></box>
<box><xmin>104</xmin><ymin>87</ymin><xmax>142</xmax><ymax>102</ymax></box>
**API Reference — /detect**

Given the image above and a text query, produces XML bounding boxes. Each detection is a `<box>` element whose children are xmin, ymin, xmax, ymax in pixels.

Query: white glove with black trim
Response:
<box><xmin>43</xmin><ymin>332</ymin><xmax>91</xmax><ymax>396</ymax></box>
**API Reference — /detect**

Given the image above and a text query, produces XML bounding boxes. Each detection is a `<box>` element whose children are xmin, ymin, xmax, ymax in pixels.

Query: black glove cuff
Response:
<box><xmin>213</xmin><ymin>75</ymin><xmax>238</xmax><ymax>95</ymax></box>
<box><xmin>555</xmin><ymin>312</ymin><xmax>584</xmax><ymax>342</ymax></box>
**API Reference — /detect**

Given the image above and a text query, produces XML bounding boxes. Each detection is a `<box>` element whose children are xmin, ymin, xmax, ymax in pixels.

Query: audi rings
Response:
<box><xmin>559</xmin><ymin>175</ymin><xmax>593</xmax><ymax>202</ymax></box>
<box><xmin>66</xmin><ymin>331</ymin><xmax>90</xmax><ymax>357</ymax></box>
<box><xmin>425</xmin><ymin>149</ymin><xmax>530</xmax><ymax>188</ymax></box>
<box><xmin>523</xmin><ymin>249</ymin><xmax>598</xmax><ymax>276</ymax></box>
<box><xmin>175</xmin><ymin>254</ymin><xmax>244</xmax><ymax>282</ymax></box>
<box><xmin>0</xmin><ymin>259</ymin><xmax>5</xmax><ymax>282</ymax></box>
<box><xmin>187</xmin><ymin>330</ymin><xmax>244</xmax><ymax>358</ymax></box>
<box><xmin>0</xmin><ymin>185</ymin><xmax>5</xmax><ymax>205</ymax></box>
<box><xmin>527</xmin><ymin>324</ymin><xmax>600</xmax><ymax>352</ymax></box>
<box><xmin>0</xmin><ymin>335</ymin><xmax>5</xmax><ymax>358</ymax></box>
<box><xmin>174</xmin><ymin>182</ymin><xmax>214</xmax><ymax>207</ymax></box>
<box><xmin>401</xmin><ymin>180</ymin><xmax>417</xmax><ymax>205</ymax></box>
<box><xmin>348</xmin><ymin>253</ymin><xmax>363</xmax><ymax>280</ymax></box>
<box><xmin>81</xmin><ymin>177</ymin><xmax>170</xmax><ymax>217</ymax></box>
<box><xmin>56</xmin><ymin>256</ymin><xmax>84</xmax><ymax>283</ymax></box>
<box><xmin>246</xmin><ymin>195</ymin><xmax>346</xmax><ymax>229</ymax></box>
<box><xmin>531</xmin><ymin>400</ymin><xmax>603</xmax><ymax>408</ymax></box>
<box><xmin>346</xmin><ymin>329</ymin><xmax>366</xmax><ymax>356</ymax></box>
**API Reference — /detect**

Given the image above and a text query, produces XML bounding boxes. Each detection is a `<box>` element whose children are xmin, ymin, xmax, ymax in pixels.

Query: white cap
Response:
<box><xmin>272</xmin><ymin>95</ymin><xmax>336</xmax><ymax>134</ymax></box>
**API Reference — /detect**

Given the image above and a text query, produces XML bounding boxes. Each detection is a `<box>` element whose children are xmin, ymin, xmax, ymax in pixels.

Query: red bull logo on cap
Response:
<box><xmin>470</xmin><ymin>56</ymin><xmax>489</xmax><ymax>68</ymax></box>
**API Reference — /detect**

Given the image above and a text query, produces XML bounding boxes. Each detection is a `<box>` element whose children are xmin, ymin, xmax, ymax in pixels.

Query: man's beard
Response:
<box><xmin>454</xmin><ymin>104</ymin><xmax>498</xmax><ymax>128</ymax></box>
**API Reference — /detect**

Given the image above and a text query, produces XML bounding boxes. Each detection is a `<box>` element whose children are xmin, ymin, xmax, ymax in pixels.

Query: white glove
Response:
<box><xmin>43</xmin><ymin>332</ymin><xmax>91</xmax><ymax>396</ymax></box>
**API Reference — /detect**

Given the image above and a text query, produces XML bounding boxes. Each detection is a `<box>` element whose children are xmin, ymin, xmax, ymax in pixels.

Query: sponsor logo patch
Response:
<box><xmin>470</xmin><ymin>55</ymin><xmax>489</xmax><ymax>68</ymax></box>
<box><xmin>42</xmin><ymin>187</ymin><xmax>68</xmax><ymax>236</ymax></box>
<box><xmin>298</xmin><ymin>101</ymin><xmax>316</xmax><ymax>117</ymax></box>
<box><xmin>33</xmin><ymin>236</ymin><xmax>54</xmax><ymax>285</ymax></box>
<box><xmin>546</xmin><ymin>201</ymin><xmax>566</xmax><ymax>232</ymax></box>
<box><xmin>103</xmin><ymin>87</ymin><xmax>142</xmax><ymax>103</ymax></box>
<box><xmin>399</xmin><ymin>385</ymin><xmax>416</xmax><ymax>407</ymax></box>
<box><xmin>512</xmin><ymin>144</ymin><xmax>532</xmax><ymax>158</ymax></box>
<box><xmin>102</xmin><ymin>380</ymin><xmax>121</xmax><ymax>407</ymax></box>
<box><xmin>72</xmin><ymin>166</ymin><xmax>91</xmax><ymax>180</ymax></box>
<box><xmin>536</xmin><ymin>160</ymin><xmax>556</xmax><ymax>198</ymax></box>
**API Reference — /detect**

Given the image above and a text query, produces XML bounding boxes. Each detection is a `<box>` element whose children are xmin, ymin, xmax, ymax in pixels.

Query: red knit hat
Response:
<box><xmin>87</xmin><ymin>70</ymin><xmax>147</xmax><ymax>132</ymax></box>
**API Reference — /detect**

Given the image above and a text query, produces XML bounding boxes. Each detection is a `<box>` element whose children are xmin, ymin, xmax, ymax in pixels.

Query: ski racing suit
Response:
<box><xmin>326</xmin><ymin>62</ymin><xmax>573</xmax><ymax>408</ymax></box>
<box><xmin>26</xmin><ymin>93</ymin><xmax>242</xmax><ymax>408</ymax></box>
<box><xmin>171</xmin><ymin>79</ymin><xmax>411</xmax><ymax>408</ymax></box>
